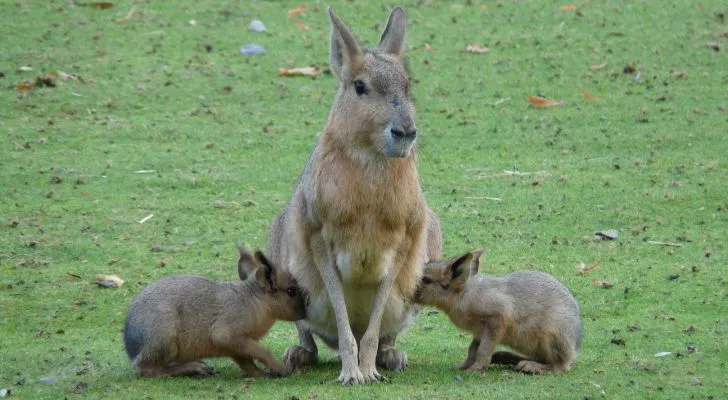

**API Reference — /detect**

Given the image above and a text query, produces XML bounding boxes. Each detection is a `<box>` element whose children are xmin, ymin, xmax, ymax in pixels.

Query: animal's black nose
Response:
<box><xmin>392</xmin><ymin>127</ymin><xmax>417</xmax><ymax>139</ymax></box>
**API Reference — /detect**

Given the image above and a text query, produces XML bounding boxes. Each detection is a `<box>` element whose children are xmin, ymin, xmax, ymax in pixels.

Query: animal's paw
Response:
<box><xmin>457</xmin><ymin>361</ymin><xmax>474</xmax><ymax>370</ymax></box>
<box><xmin>464</xmin><ymin>363</ymin><xmax>488</xmax><ymax>373</ymax></box>
<box><xmin>358</xmin><ymin>362</ymin><xmax>382</xmax><ymax>383</ymax></box>
<box><xmin>189</xmin><ymin>361</ymin><xmax>215</xmax><ymax>376</ymax></box>
<box><xmin>514</xmin><ymin>360</ymin><xmax>548</xmax><ymax>374</ymax></box>
<box><xmin>338</xmin><ymin>362</ymin><xmax>365</xmax><ymax>386</ymax></box>
<box><xmin>376</xmin><ymin>346</ymin><xmax>408</xmax><ymax>372</ymax></box>
<box><xmin>284</xmin><ymin>345</ymin><xmax>317</xmax><ymax>371</ymax></box>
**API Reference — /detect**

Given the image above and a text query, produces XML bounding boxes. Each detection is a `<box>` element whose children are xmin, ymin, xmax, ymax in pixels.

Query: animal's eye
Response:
<box><xmin>421</xmin><ymin>277</ymin><xmax>433</xmax><ymax>285</ymax></box>
<box><xmin>286</xmin><ymin>287</ymin><xmax>298</xmax><ymax>297</ymax></box>
<box><xmin>353</xmin><ymin>80</ymin><xmax>368</xmax><ymax>96</ymax></box>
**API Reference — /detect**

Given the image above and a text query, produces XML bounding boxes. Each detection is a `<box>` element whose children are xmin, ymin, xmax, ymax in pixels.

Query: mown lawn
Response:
<box><xmin>1</xmin><ymin>1</ymin><xmax>726</xmax><ymax>399</ymax></box>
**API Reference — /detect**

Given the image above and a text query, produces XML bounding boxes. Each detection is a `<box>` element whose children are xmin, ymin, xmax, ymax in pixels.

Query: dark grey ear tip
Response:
<box><xmin>391</xmin><ymin>6</ymin><xmax>406</xmax><ymax>16</ymax></box>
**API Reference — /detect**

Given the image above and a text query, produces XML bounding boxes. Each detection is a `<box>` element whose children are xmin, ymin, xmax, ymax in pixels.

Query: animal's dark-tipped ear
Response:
<box><xmin>470</xmin><ymin>249</ymin><xmax>484</xmax><ymax>276</ymax></box>
<box><xmin>237</xmin><ymin>244</ymin><xmax>256</xmax><ymax>281</ymax></box>
<box><xmin>378</xmin><ymin>6</ymin><xmax>406</xmax><ymax>58</ymax></box>
<box><xmin>254</xmin><ymin>250</ymin><xmax>277</xmax><ymax>291</ymax></box>
<box><xmin>444</xmin><ymin>252</ymin><xmax>474</xmax><ymax>291</ymax></box>
<box><xmin>329</xmin><ymin>6</ymin><xmax>363</xmax><ymax>78</ymax></box>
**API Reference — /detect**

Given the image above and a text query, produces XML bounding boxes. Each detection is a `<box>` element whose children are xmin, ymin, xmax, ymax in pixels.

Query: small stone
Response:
<box><xmin>240</xmin><ymin>43</ymin><xmax>265</xmax><ymax>55</ymax></box>
<box><xmin>594</xmin><ymin>229</ymin><xmax>619</xmax><ymax>241</ymax></box>
<box><xmin>248</xmin><ymin>20</ymin><xmax>266</xmax><ymax>32</ymax></box>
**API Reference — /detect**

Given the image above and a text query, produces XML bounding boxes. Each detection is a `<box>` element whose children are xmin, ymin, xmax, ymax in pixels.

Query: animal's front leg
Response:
<box><xmin>358</xmin><ymin>270</ymin><xmax>397</xmax><ymax>382</ymax></box>
<box><xmin>321</xmin><ymin>258</ymin><xmax>364</xmax><ymax>385</ymax></box>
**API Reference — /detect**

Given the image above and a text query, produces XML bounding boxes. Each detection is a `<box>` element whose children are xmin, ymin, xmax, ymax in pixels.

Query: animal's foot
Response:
<box><xmin>515</xmin><ymin>360</ymin><xmax>549</xmax><ymax>374</ymax></box>
<box><xmin>358</xmin><ymin>362</ymin><xmax>382</xmax><ymax>383</ymax></box>
<box><xmin>457</xmin><ymin>360</ymin><xmax>474</xmax><ymax>370</ymax></box>
<box><xmin>464</xmin><ymin>362</ymin><xmax>488</xmax><ymax>373</ymax></box>
<box><xmin>193</xmin><ymin>362</ymin><xmax>215</xmax><ymax>377</ymax></box>
<box><xmin>283</xmin><ymin>345</ymin><xmax>317</xmax><ymax>371</ymax></box>
<box><xmin>376</xmin><ymin>346</ymin><xmax>408</xmax><ymax>372</ymax></box>
<box><xmin>337</xmin><ymin>362</ymin><xmax>365</xmax><ymax>386</ymax></box>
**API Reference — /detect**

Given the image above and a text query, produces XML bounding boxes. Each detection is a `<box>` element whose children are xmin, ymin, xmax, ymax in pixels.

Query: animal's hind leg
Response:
<box><xmin>136</xmin><ymin>359</ymin><xmax>214</xmax><ymax>377</ymax></box>
<box><xmin>490</xmin><ymin>351</ymin><xmax>528</xmax><ymax>365</ymax></box>
<box><xmin>515</xmin><ymin>333</ymin><xmax>575</xmax><ymax>374</ymax></box>
<box><xmin>376</xmin><ymin>334</ymin><xmax>408</xmax><ymax>372</ymax></box>
<box><xmin>234</xmin><ymin>357</ymin><xmax>265</xmax><ymax>377</ymax></box>
<box><xmin>457</xmin><ymin>338</ymin><xmax>480</xmax><ymax>370</ymax></box>
<box><xmin>284</xmin><ymin>321</ymin><xmax>319</xmax><ymax>371</ymax></box>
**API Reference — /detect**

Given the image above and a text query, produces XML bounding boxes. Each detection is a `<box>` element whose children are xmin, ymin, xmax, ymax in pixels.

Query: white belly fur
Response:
<box><xmin>304</xmin><ymin>248</ymin><xmax>415</xmax><ymax>340</ymax></box>
<box><xmin>304</xmin><ymin>283</ymin><xmax>416</xmax><ymax>341</ymax></box>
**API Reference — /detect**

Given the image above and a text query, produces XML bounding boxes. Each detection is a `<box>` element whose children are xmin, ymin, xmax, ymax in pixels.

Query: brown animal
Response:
<box><xmin>123</xmin><ymin>246</ymin><xmax>306</xmax><ymax>377</ymax></box>
<box><xmin>415</xmin><ymin>250</ymin><xmax>582</xmax><ymax>374</ymax></box>
<box><xmin>266</xmin><ymin>6</ymin><xmax>442</xmax><ymax>385</ymax></box>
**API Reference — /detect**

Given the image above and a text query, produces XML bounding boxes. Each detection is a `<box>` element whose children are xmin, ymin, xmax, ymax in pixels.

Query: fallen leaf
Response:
<box><xmin>591</xmin><ymin>63</ymin><xmax>607</xmax><ymax>71</ymax></box>
<box><xmin>527</xmin><ymin>96</ymin><xmax>562</xmax><ymax>107</ymax></box>
<box><xmin>465</xmin><ymin>44</ymin><xmax>489</xmax><ymax>53</ymax></box>
<box><xmin>56</xmin><ymin>71</ymin><xmax>76</xmax><ymax>81</ymax></box>
<box><xmin>704</xmin><ymin>42</ymin><xmax>720</xmax><ymax>52</ymax></box>
<box><xmin>115</xmin><ymin>6</ymin><xmax>136</xmax><ymax>24</ymax></box>
<box><xmin>610</xmin><ymin>337</ymin><xmax>625</xmax><ymax>346</ymax></box>
<box><xmin>580</xmin><ymin>87</ymin><xmax>600</xmax><ymax>102</ymax></box>
<box><xmin>627</xmin><ymin>324</ymin><xmax>640</xmax><ymax>332</ymax></box>
<box><xmin>560</xmin><ymin>5</ymin><xmax>578</xmax><ymax>12</ymax></box>
<box><xmin>288</xmin><ymin>5</ymin><xmax>305</xmax><ymax>18</ymax></box>
<box><xmin>654</xmin><ymin>351</ymin><xmax>672</xmax><ymax>357</ymax></box>
<box><xmin>671</xmin><ymin>70</ymin><xmax>688</xmax><ymax>79</ymax></box>
<box><xmin>682</xmin><ymin>325</ymin><xmax>696</xmax><ymax>333</ymax></box>
<box><xmin>89</xmin><ymin>2</ymin><xmax>114</xmax><ymax>9</ymax></box>
<box><xmin>70</xmin><ymin>382</ymin><xmax>88</xmax><ymax>394</ymax></box>
<box><xmin>592</xmin><ymin>279</ymin><xmax>613</xmax><ymax>289</ymax></box>
<box><xmin>17</xmin><ymin>65</ymin><xmax>33</xmax><ymax>72</ymax></box>
<box><xmin>95</xmin><ymin>274</ymin><xmax>124</xmax><ymax>288</ymax></box>
<box><xmin>35</xmin><ymin>75</ymin><xmax>57</xmax><ymax>88</ymax></box>
<box><xmin>424</xmin><ymin>43</ymin><xmax>436</xmax><ymax>52</ymax></box>
<box><xmin>188</xmin><ymin>19</ymin><xmax>197</xmax><ymax>26</ymax></box>
<box><xmin>578</xmin><ymin>261</ymin><xmax>602</xmax><ymax>275</ymax></box>
<box><xmin>17</xmin><ymin>80</ymin><xmax>34</xmax><ymax>93</ymax></box>
<box><xmin>279</xmin><ymin>67</ymin><xmax>320</xmax><ymax>77</ymax></box>
<box><xmin>294</xmin><ymin>22</ymin><xmax>311</xmax><ymax>30</ymax></box>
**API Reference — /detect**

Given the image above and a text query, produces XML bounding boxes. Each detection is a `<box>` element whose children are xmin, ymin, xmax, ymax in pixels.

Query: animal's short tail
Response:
<box><xmin>123</xmin><ymin>316</ymin><xmax>143</xmax><ymax>360</ymax></box>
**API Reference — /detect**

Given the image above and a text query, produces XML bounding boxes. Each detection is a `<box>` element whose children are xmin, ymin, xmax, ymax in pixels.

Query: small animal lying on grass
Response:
<box><xmin>123</xmin><ymin>245</ymin><xmax>306</xmax><ymax>377</ymax></box>
<box><xmin>415</xmin><ymin>250</ymin><xmax>582</xmax><ymax>374</ymax></box>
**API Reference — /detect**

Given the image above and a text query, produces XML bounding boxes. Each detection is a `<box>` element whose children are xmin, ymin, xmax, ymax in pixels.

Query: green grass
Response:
<box><xmin>1</xmin><ymin>0</ymin><xmax>726</xmax><ymax>399</ymax></box>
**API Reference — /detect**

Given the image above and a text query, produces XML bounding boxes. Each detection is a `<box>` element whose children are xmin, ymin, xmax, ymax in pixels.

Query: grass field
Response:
<box><xmin>1</xmin><ymin>0</ymin><xmax>726</xmax><ymax>399</ymax></box>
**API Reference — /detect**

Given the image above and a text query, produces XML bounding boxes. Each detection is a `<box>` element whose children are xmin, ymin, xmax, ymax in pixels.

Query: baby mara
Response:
<box><xmin>415</xmin><ymin>250</ymin><xmax>582</xmax><ymax>374</ymax></box>
<box><xmin>123</xmin><ymin>246</ymin><xmax>306</xmax><ymax>378</ymax></box>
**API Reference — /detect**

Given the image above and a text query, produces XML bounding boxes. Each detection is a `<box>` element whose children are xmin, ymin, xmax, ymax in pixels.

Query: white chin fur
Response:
<box><xmin>383</xmin><ymin>124</ymin><xmax>415</xmax><ymax>158</ymax></box>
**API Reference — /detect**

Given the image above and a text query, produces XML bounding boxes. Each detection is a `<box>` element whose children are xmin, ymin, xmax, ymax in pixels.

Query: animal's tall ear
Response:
<box><xmin>237</xmin><ymin>244</ymin><xmax>256</xmax><ymax>281</ymax></box>
<box><xmin>328</xmin><ymin>6</ymin><xmax>362</xmax><ymax>78</ymax></box>
<box><xmin>444</xmin><ymin>252</ymin><xmax>474</xmax><ymax>291</ymax></box>
<box><xmin>378</xmin><ymin>6</ymin><xmax>406</xmax><ymax>58</ymax></box>
<box><xmin>254</xmin><ymin>250</ymin><xmax>277</xmax><ymax>292</ymax></box>
<box><xmin>470</xmin><ymin>249</ymin><xmax>484</xmax><ymax>276</ymax></box>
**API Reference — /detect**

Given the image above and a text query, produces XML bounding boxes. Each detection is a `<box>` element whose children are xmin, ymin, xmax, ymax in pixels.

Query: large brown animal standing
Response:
<box><xmin>415</xmin><ymin>250</ymin><xmax>582</xmax><ymax>374</ymax></box>
<box><xmin>267</xmin><ymin>6</ymin><xmax>442</xmax><ymax>385</ymax></box>
<box><xmin>123</xmin><ymin>246</ymin><xmax>306</xmax><ymax>377</ymax></box>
